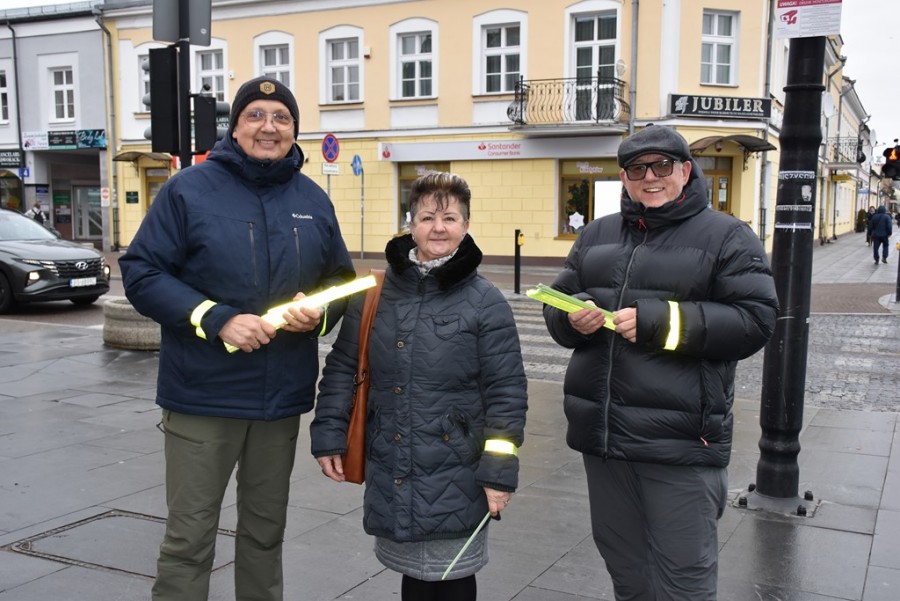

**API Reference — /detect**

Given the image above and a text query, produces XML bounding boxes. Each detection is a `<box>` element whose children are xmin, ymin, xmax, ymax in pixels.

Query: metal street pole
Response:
<box><xmin>177</xmin><ymin>0</ymin><xmax>193</xmax><ymax>169</ymax></box>
<box><xmin>750</xmin><ymin>36</ymin><xmax>826</xmax><ymax>510</ymax></box>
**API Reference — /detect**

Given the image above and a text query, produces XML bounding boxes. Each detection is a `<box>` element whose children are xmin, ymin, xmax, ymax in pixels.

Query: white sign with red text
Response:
<box><xmin>776</xmin><ymin>0</ymin><xmax>842</xmax><ymax>39</ymax></box>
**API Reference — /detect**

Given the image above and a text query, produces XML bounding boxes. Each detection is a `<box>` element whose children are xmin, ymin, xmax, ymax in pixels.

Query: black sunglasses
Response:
<box><xmin>623</xmin><ymin>159</ymin><xmax>681</xmax><ymax>181</ymax></box>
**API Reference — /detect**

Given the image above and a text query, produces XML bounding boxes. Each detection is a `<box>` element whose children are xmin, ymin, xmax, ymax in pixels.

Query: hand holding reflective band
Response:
<box><xmin>525</xmin><ymin>284</ymin><xmax>616</xmax><ymax>330</ymax></box>
<box><xmin>224</xmin><ymin>275</ymin><xmax>378</xmax><ymax>353</ymax></box>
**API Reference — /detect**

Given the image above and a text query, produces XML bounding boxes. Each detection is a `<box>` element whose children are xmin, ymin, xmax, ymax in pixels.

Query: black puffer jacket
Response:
<box><xmin>544</xmin><ymin>161</ymin><xmax>778</xmax><ymax>467</ymax></box>
<box><xmin>311</xmin><ymin>234</ymin><xmax>527</xmax><ymax>542</ymax></box>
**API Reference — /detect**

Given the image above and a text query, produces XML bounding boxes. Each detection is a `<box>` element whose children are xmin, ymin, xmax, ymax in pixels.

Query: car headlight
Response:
<box><xmin>19</xmin><ymin>258</ymin><xmax>58</xmax><ymax>275</ymax></box>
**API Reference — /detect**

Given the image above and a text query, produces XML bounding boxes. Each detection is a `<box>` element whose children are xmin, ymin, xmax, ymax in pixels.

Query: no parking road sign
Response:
<box><xmin>322</xmin><ymin>133</ymin><xmax>340</xmax><ymax>163</ymax></box>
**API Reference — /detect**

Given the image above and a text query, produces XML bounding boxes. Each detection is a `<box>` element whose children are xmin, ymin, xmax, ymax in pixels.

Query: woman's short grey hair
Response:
<box><xmin>408</xmin><ymin>172</ymin><xmax>471</xmax><ymax>222</ymax></box>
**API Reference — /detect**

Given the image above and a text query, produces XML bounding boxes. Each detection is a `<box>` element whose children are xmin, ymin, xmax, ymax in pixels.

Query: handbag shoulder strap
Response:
<box><xmin>356</xmin><ymin>269</ymin><xmax>385</xmax><ymax>374</ymax></box>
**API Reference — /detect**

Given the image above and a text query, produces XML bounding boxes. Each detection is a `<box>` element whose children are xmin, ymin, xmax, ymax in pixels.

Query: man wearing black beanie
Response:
<box><xmin>121</xmin><ymin>76</ymin><xmax>355</xmax><ymax>601</ymax></box>
<box><xmin>542</xmin><ymin>125</ymin><xmax>779</xmax><ymax>600</ymax></box>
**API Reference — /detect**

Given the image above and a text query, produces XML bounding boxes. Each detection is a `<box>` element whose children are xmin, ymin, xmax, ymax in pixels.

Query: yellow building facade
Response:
<box><xmin>102</xmin><ymin>0</ymin><xmax>870</xmax><ymax>262</ymax></box>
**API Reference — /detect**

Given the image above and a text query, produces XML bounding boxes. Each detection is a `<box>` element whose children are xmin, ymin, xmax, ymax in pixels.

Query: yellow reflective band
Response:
<box><xmin>664</xmin><ymin>300</ymin><xmax>680</xmax><ymax>351</ymax></box>
<box><xmin>484</xmin><ymin>439</ymin><xmax>518</xmax><ymax>457</ymax></box>
<box><xmin>190</xmin><ymin>300</ymin><xmax>217</xmax><ymax>340</ymax></box>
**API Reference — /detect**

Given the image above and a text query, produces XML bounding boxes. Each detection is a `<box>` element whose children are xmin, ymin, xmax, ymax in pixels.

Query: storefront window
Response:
<box><xmin>398</xmin><ymin>162</ymin><xmax>449</xmax><ymax>232</ymax></box>
<box><xmin>558</xmin><ymin>159</ymin><xmax>620</xmax><ymax>237</ymax></box>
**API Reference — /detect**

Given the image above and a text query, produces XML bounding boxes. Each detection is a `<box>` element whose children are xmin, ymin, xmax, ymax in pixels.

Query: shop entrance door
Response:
<box><xmin>73</xmin><ymin>186</ymin><xmax>102</xmax><ymax>241</ymax></box>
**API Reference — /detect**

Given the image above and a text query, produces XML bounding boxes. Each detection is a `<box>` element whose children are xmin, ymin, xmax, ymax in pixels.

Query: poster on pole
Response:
<box><xmin>776</xmin><ymin>0</ymin><xmax>842</xmax><ymax>39</ymax></box>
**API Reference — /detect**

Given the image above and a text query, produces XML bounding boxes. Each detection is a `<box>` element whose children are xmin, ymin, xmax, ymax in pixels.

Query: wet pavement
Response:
<box><xmin>0</xmin><ymin>230</ymin><xmax>898</xmax><ymax>600</ymax></box>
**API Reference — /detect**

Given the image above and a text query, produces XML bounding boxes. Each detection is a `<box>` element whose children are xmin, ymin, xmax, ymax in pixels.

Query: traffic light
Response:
<box><xmin>882</xmin><ymin>144</ymin><xmax>900</xmax><ymax>180</ymax></box>
<box><xmin>142</xmin><ymin>46</ymin><xmax>180</xmax><ymax>154</ymax></box>
<box><xmin>193</xmin><ymin>94</ymin><xmax>230</xmax><ymax>153</ymax></box>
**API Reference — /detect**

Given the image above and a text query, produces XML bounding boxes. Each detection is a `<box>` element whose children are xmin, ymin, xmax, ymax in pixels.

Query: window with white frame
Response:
<box><xmin>51</xmin><ymin>67</ymin><xmax>75</xmax><ymax>120</ymax></box>
<box><xmin>390</xmin><ymin>18</ymin><xmax>437</xmax><ymax>101</ymax></box>
<box><xmin>0</xmin><ymin>71</ymin><xmax>8</xmax><ymax>122</ymax></box>
<box><xmin>261</xmin><ymin>44</ymin><xmax>291</xmax><ymax>86</ymax></box>
<box><xmin>197</xmin><ymin>50</ymin><xmax>225</xmax><ymax>101</ymax></box>
<box><xmin>483</xmin><ymin>24</ymin><xmax>520</xmax><ymax>93</ymax></box>
<box><xmin>328</xmin><ymin>38</ymin><xmax>360</xmax><ymax>102</ymax></box>
<box><xmin>472</xmin><ymin>10</ymin><xmax>527</xmax><ymax>97</ymax></box>
<box><xmin>399</xmin><ymin>32</ymin><xmax>432</xmax><ymax>98</ymax></box>
<box><xmin>701</xmin><ymin>11</ymin><xmax>737</xmax><ymax>85</ymax></box>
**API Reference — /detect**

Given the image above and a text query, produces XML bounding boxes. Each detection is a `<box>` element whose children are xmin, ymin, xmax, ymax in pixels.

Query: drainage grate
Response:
<box><xmin>4</xmin><ymin>510</ymin><xmax>235</xmax><ymax>578</ymax></box>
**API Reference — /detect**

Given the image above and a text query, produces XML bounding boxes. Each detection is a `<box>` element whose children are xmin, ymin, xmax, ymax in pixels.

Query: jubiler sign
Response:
<box><xmin>669</xmin><ymin>94</ymin><xmax>771</xmax><ymax>119</ymax></box>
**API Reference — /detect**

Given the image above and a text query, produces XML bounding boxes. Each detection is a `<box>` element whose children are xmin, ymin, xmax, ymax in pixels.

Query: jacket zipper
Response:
<box><xmin>293</xmin><ymin>227</ymin><xmax>301</xmax><ymax>285</ymax></box>
<box><xmin>248</xmin><ymin>222</ymin><xmax>259</xmax><ymax>287</ymax></box>
<box><xmin>601</xmin><ymin>227</ymin><xmax>648</xmax><ymax>456</ymax></box>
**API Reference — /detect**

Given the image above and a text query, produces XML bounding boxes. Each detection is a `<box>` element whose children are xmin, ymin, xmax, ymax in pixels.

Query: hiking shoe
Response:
<box><xmin>883</xmin><ymin>258</ymin><xmax>888</xmax><ymax>264</ymax></box>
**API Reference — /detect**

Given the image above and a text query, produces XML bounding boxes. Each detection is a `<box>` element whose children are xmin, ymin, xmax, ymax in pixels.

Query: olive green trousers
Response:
<box><xmin>152</xmin><ymin>409</ymin><xmax>301</xmax><ymax>601</ymax></box>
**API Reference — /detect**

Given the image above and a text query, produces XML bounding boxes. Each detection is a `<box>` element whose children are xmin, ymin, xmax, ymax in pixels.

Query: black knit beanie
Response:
<box><xmin>229</xmin><ymin>76</ymin><xmax>300</xmax><ymax>139</ymax></box>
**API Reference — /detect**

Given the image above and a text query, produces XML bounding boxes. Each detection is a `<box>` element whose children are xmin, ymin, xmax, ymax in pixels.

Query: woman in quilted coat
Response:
<box><xmin>311</xmin><ymin>172</ymin><xmax>528</xmax><ymax>601</ymax></box>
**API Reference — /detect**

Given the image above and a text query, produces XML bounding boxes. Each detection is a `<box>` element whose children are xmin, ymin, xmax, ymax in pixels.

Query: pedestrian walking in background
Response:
<box><xmin>120</xmin><ymin>76</ymin><xmax>355</xmax><ymax>601</ymax></box>
<box><xmin>25</xmin><ymin>201</ymin><xmax>46</xmax><ymax>225</ymax></box>
<box><xmin>541</xmin><ymin>125</ymin><xmax>778</xmax><ymax>600</ymax></box>
<box><xmin>865</xmin><ymin>205</ymin><xmax>876</xmax><ymax>245</ymax></box>
<box><xmin>311</xmin><ymin>172</ymin><xmax>528</xmax><ymax>601</ymax></box>
<box><xmin>868</xmin><ymin>205</ymin><xmax>893</xmax><ymax>264</ymax></box>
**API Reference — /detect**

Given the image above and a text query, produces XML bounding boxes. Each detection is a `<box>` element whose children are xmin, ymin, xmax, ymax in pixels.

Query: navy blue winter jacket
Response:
<box><xmin>311</xmin><ymin>234</ymin><xmax>528</xmax><ymax>542</ymax></box>
<box><xmin>868</xmin><ymin>206</ymin><xmax>893</xmax><ymax>238</ymax></box>
<box><xmin>120</xmin><ymin>136</ymin><xmax>355</xmax><ymax>420</ymax></box>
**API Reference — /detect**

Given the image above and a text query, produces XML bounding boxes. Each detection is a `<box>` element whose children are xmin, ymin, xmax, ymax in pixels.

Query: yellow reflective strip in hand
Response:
<box><xmin>484</xmin><ymin>439</ymin><xmax>518</xmax><ymax>456</ymax></box>
<box><xmin>664</xmin><ymin>300</ymin><xmax>680</xmax><ymax>351</ymax></box>
<box><xmin>190</xmin><ymin>300</ymin><xmax>217</xmax><ymax>340</ymax></box>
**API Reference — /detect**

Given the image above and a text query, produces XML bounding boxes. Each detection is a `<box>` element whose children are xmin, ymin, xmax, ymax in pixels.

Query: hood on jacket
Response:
<box><xmin>207</xmin><ymin>135</ymin><xmax>305</xmax><ymax>186</ymax></box>
<box><xmin>385</xmin><ymin>233</ymin><xmax>483</xmax><ymax>290</ymax></box>
<box><xmin>620</xmin><ymin>158</ymin><xmax>709</xmax><ymax>230</ymax></box>
<box><xmin>876</xmin><ymin>205</ymin><xmax>887</xmax><ymax>214</ymax></box>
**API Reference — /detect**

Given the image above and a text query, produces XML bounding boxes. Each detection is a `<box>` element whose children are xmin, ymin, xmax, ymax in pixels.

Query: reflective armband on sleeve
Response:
<box><xmin>190</xmin><ymin>300</ymin><xmax>217</xmax><ymax>340</ymax></box>
<box><xmin>664</xmin><ymin>300</ymin><xmax>680</xmax><ymax>351</ymax></box>
<box><xmin>484</xmin><ymin>439</ymin><xmax>518</xmax><ymax>457</ymax></box>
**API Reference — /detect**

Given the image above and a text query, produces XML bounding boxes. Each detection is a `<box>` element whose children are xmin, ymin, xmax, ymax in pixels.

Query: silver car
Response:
<box><xmin>0</xmin><ymin>208</ymin><xmax>111</xmax><ymax>313</ymax></box>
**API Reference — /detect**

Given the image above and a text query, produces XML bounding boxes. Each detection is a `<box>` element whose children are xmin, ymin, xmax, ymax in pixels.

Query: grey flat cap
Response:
<box><xmin>617</xmin><ymin>125</ymin><xmax>691</xmax><ymax>167</ymax></box>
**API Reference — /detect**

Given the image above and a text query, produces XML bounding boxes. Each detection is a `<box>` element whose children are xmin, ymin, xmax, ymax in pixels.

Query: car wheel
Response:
<box><xmin>0</xmin><ymin>272</ymin><xmax>15</xmax><ymax>314</ymax></box>
<box><xmin>71</xmin><ymin>295</ymin><xmax>102</xmax><ymax>306</ymax></box>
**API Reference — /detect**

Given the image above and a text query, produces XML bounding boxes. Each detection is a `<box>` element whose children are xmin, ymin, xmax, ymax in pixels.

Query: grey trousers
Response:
<box><xmin>152</xmin><ymin>409</ymin><xmax>301</xmax><ymax>601</ymax></box>
<box><xmin>583</xmin><ymin>455</ymin><xmax>727</xmax><ymax>601</ymax></box>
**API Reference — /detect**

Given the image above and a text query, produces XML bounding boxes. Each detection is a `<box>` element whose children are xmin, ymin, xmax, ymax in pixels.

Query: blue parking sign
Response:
<box><xmin>352</xmin><ymin>154</ymin><xmax>363</xmax><ymax>176</ymax></box>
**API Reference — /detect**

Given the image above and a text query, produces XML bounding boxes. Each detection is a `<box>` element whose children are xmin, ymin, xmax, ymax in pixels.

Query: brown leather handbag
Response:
<box><xmin>342</xmin><ymin>269</ymin><xmax>385</xmax><ymax>484</ymax></box>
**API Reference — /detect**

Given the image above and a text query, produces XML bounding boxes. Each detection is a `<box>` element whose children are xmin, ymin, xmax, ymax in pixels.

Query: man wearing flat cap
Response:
<box><xmin>543</xmin><ymin>125</ymin><xmax>778</xmax><ymax>599</ymax></box>
<box><xmin>121</xmin><ymin>76</ymin><xmax>355</xmax><ymax>600</ymax></box>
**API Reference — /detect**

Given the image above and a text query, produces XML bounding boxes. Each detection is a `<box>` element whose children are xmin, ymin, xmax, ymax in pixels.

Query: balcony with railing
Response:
<box><xmin>826</xmin><ymin>136</ymin><xmax>866</xmax><ymax>173</ymax></box>
<box><xmin>507</xmin><ymin>75</ymin><xmax>630</xmax><ymax>131</ymax></box>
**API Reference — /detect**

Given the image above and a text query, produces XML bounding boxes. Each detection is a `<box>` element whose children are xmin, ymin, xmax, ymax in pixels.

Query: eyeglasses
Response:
<box><xmin>623</xmin><ymin>159</ymin><xmax>680</xmax><ymax>181</ymax></box>
<box><xmin>242</xmin><ymin>109</ymin><xmax>294</xmax><ymax>129</ymax></box>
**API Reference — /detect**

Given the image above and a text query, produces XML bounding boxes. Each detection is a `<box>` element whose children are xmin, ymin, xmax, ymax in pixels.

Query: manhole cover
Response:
<box><xmin>4</xmin><ymin>510</ymin><xmax>235</xmax><ymax>578</ymax></box>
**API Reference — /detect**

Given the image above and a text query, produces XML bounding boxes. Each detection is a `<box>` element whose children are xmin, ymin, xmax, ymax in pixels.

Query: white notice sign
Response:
<box><xmin>776</xmin><ymin>0</ymin><xmax>842</xmax><ymax>39</ymax></box>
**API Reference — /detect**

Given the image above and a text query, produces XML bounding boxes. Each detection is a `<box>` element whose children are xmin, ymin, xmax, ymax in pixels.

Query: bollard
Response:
<box><xmin>102</xmin><ymin>298</ymin><xmax>161</xmax><ymax>351</ymax></box>
<box><xmin>514</xmin><ymin>229</ymin><xmax>524</xmax><ymax>294</ymax></box>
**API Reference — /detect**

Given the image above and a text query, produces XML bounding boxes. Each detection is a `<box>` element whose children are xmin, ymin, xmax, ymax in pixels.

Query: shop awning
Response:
<box><xmin>690</xmin><ymin>134</ymin><xmax>777</xmax><ymax>153</ymax></box>
<box><xmin>112</xmin><ymin>150</ymin><xmax>171</xmax><ymax>162</ymax></box>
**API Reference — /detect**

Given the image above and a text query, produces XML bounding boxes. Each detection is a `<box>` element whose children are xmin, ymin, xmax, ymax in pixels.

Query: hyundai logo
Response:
<box><xmin>75</xmin><ymin>261</ymin><xmax>89</xmax><ymax>271</ymax></box>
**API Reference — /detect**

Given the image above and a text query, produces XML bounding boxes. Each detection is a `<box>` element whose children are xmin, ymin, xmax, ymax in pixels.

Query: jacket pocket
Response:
<box><xmin>440</xmin><ymin>407</ymin><xmax>482</xmax><ymax>466</ymax></box>
<box><xmin>432</xmin><ymin>314</ymin><xmax>460</xmax><ymax>340</ymax></box>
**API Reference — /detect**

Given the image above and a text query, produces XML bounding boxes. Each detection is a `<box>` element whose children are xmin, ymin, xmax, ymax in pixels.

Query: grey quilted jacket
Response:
<box><xmin>311</xmin><ymin>233</ymin><xmax>528</xmax><ymax>542</ymax></box>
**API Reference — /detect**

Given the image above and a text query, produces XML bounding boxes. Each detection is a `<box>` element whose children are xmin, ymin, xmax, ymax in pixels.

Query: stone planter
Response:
<box><xmin>103</xmin><ymin>297</ymin><xmax>161</xmax><ymax>351</ymax></box>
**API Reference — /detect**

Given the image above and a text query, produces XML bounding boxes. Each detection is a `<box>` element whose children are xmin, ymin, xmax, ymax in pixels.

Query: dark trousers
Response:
<box><xmin>873</xmin><ymin>236</ymin><xmax>889</xmax><ymax>261</ymax></box>
<box><xmin>583</xmin><ymin>455</ymin><xmax>727</xmax><ymax>601</ymax></box>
